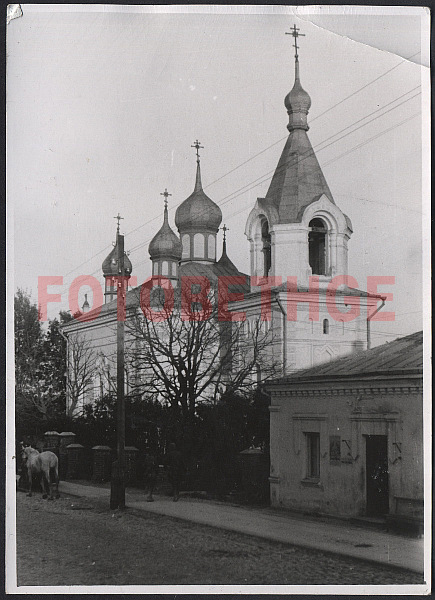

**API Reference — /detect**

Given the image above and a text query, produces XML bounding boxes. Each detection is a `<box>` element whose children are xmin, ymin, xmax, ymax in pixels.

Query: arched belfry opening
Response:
<box><xmin>308</xmin><ymin>218</ymin><xmax>327</xmax><ymax>275</ymax></box>
<box><xmin>261</xmin><ymin>219</ymin><xmax>272</xmax><ymax>276</ymax></box>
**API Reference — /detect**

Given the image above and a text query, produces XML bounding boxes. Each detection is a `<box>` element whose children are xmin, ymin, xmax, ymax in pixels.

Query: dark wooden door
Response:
<box><xmin>365</xmin><ymin>435</ymin><xmax>389</xmax><ymax>516</ymax></box>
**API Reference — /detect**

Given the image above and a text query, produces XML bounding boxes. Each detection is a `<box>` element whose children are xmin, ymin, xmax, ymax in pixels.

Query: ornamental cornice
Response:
<box><xmin>271</xmin><ymin>385</ymin><xmax>421</xmax><ymax>397</ymax></box>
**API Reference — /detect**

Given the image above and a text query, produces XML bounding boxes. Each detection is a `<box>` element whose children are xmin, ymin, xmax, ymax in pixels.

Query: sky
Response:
<box><xmin>7</xmin><ymin>5</ymin><xmax>429</xmax><ymax>346</ymax></box>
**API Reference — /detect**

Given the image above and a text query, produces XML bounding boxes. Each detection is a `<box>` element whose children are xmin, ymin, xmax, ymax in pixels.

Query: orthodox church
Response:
<box><xmin>62</xmin><ymin>28</ymin><xmax>384</xmax><ymax>410</ymax></box>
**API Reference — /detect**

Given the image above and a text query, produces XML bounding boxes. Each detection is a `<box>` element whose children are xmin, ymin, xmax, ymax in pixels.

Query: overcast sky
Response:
<box><xmin>7</xmin><ymin>6</ymin><xmax>429</xmax><ymax>346</ymax></box>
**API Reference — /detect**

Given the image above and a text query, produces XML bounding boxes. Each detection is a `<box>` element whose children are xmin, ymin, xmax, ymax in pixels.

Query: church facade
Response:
<box><xmin>62</xmin><ymin>30</ymin><xmax>385</xmax><ymax>414</ymax></box>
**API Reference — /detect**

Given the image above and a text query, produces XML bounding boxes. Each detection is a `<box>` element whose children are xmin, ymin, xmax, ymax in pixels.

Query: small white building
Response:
<box><xmin>267</xmin><ymin>331</ymin><xmax>423</xmax><ymax>524</ymax></box>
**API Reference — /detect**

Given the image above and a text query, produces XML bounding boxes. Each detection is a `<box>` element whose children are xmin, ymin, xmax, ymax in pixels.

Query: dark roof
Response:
<box><xmin>270</xmin><ymin>331</ymin><xmax>423</xmax><ymax>385</ymax></box>
<box><xmin>63</xmin><ymin>247</ymin><xmax>250</xmax><ymax>329</ymax></box>
<box><xmin>269</xmin><ymin>282</ymin><xmax>383</xmax><ymax>299</ymax></box>
<box><xmin>262</xmin><ymin>129</ymin><xmax>334</xmax><ymax>224</ymax></box>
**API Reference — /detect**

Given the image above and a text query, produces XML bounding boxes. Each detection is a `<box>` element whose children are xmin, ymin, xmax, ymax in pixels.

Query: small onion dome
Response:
<box><xmin>149</xmin><ymin>206</ymin><xmax>182</xmax><ymax>260</ymax></box>
<box><xmin>175</xmin><ymin>162</ymin><xmax>222</xmax><ymax>233</ymax></box>
<box><xmin>284</xmin><ymin>60</ymin><xmax>311</xmax><ymax>131</ymax></box>
<box><xmin>102</xmin><ymin>237</ymin><xmax>133</xmax><ymax>276</ymax></box>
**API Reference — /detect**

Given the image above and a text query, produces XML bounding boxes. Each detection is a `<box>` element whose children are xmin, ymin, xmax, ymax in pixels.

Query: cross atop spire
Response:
<box><xmin>221</xmin><ymin>224</ymin><xmax>229</xmax><ymax>243</ymax></box>
<box><xmin>220</xmin><ymin>224</ymin><xmax>229</xmax><ymax>254</ymax></box>
<box><xmin>191</xmin><ymin>139</ymin><xmax>204</xmax><ymax>163</ymax></box>
<box><xmin>160</xmin><ymin>188</ymin><xmax>172</xmax><ymax>209</ymax></box>
<box><xmin>114</xmin><ymin>213</ymin><xmax>124</xmax><ymax>233</ymax></box>
<box><xmin>286</xmin><ymin>24</ymin><xmax>305</xmax><ymax>62</ymax></box>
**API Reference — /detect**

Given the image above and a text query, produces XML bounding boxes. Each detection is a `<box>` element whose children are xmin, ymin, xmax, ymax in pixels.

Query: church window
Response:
<box><xmin>208</xmin><ymin>235</ymin><xmax>216</xmax><ymax>260</ymax></box>
<box><xmin>194</xmin><ymin>233</ymin><xmax>205</xmax><ymax>258</ymax></box>
<box><xmin>261</xmin><ymin>219</ymin><xmax>272</xmax><ymax>276</ymax></box>
<box><xmin>306</xmin><ymin>432</ymin><xmax>320</xmax><ymax>479</ymax></box>
<box><xmin>309</xmin><ymin>218</ymin><xmax>327</xmax><ymax>275</ymax></box>
<box><xmin>323</xmin><ymin>319</ymin><xmax>329</xmax><ymax>334</ymax></box>
<box><xmin>162</xmin><ymin>261</ymin><xmax>169</xmax><ymax>276</ymax></box>
<box><xmin>153</xmin><ymin>262</ymin><xmax>159</xmax><ymax>276</ymax></box>
<box><xmin>182</xmin><ymin>234</ymin><xmax>190</xmax><ymax>259</ymax></box>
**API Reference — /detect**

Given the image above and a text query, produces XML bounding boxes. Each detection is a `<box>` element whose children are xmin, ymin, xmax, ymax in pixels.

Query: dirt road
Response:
<box><xmin>16</xmin><ymin>492</ymin><xmax>422</xmax><ymax>587</ymax></box>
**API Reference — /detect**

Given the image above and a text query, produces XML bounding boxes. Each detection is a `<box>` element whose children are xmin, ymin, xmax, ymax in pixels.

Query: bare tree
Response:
<box><xmin>125</xmin><ymin>281</ymin><xmax>279</xmax><ymax>424</ymax></box>
<box><xmin>65</xmin><ymin>333</ymin><xmax>97</xmax><ymax>417</ymax></box>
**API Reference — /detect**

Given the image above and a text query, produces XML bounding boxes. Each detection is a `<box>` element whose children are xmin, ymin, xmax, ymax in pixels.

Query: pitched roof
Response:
<box><xmin>262</xmin><ymin>129</ymin><xmax>335</xmax><ymax>224</ymax></box>
<box><xmin>62</xmin><ymin>246</ymin><xmax>250</xmax><ymax>330</ymax></box>
<box><xmin>269</xmin><ymin>282</ymin><xmax>383</xmax><ymax>299</ymax></box>
<box><xmin>270</xmin><ymin>331</ymin><xmax>423</xmax><ymax>385</ymax></box>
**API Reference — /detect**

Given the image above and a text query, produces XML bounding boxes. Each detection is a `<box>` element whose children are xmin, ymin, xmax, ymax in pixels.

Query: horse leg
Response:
<box><xmin>44</xmin><ymin>468</ymin><xmax>54</xmax><ymax>499</ymax></box>
<box><xmin>41</xmin><ymin>472</ymin><xmax>49</xmax><ymax>499</ymax></box>
<box><xmin>26</xmin><ymin>467</ymin><xmax>32</xmax><ymax>497</ymax></box>
<box><xmin>53</xmin><ymin>466</ymin><xmax>60</xmax><ymax>499</ymax></box>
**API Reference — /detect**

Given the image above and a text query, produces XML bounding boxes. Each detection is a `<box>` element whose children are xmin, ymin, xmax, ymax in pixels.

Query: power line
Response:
<box><xmin>130</xmin><ymin>107</ymin><xmax>420</xmax><ymax>270</ymax></box>
<box><xmin>127</xmin><ymin>88</ymin><xmax>420</xmax><ymax>256</ymax></box>
<box><xmin>55</xmin><ymin>54</ymin><xmax>421</xmax><ymax>286</ymax></box>
<box><xmin>308</xmin><ymin>50</ymin><xmax>421</xmax><ymax>125</ymax></box>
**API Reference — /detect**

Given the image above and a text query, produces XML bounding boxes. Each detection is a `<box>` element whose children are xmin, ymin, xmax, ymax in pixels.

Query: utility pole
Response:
<box><xmin>110</xmin><ymin>215</ymin><xmax>126</xmax><ymax>509</ymax></box>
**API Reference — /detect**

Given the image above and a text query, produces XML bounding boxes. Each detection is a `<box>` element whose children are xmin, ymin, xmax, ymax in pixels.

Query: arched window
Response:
<box><xmin>153</xmin><ymin>261</ymin><xmax>159</xmax><ymax>275</ymax></box>
<box><xmin>207</xmin><ymin>235</ymin><xmax>216</xmax><ymax>260</ymax></box>
<box><xmin>309</xmin><ymin>218</ymin><xmax>327</xmax><ymax>275</ymax></box>
<box><xmin>162</xmin><ymin>261</ymin><xmax>169</xmax><ymax>276</ymax></box>
<box><xmin>323</xmin><ymin>318</ymin><xmax>329</xmax><ymax>334</ymax></box>
<box><xmin>182</xmin><ymin>234</ymin><xmax>190</xmax><ymax>259</ymax></box>
<box><xmin>261</xmin><ymin>219</ymin><xmax>271</xmax><ymax>276</ymax></box>
<box><xmin>194</xmin><ymin>233</ymin><xmax>205</xmax><ymax>258</ymax></box>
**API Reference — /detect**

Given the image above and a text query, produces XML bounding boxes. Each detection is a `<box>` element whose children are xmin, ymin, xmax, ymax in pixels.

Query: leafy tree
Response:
<box><xmin>15</xmin><ymin>289</ymin><xmax>51</xmax><ymax>427</ymax></box>
<box><xmin>15</xmin><ymin>290</ymin><xmax>74</xmax><ymax>436</ymax></box>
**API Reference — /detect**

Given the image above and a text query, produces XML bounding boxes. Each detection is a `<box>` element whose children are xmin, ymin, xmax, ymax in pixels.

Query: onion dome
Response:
<box><xmin>284</xmin><ymin>59</ymin><xmax>311</xmax><ymax>132</ymax></box>
<box><xmin>149</xmin><ymin>202</ymin><xmax>182</xmax><ymax>261</ymax></box>
<box><xmin>102</xmin><ymin>236</ymin><xmax>132</xmax><ymax>276</ymax></box>
<box><xmin>175</xmin><ymin>159</ymin><xmax>222</xmax><ymax>233</ymax></box>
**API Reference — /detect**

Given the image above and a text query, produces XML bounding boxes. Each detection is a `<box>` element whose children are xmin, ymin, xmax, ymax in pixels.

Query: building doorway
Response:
<box><xmin>365</xmin><ymin>435</ymin><xmax>389</xmax><ymax>516</ymax></box>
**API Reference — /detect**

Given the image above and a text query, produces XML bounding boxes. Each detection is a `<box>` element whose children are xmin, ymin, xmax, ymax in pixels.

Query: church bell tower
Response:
<box><xmin>245</xmin><ymin>25</ymin><xmax>353</xmax><ymax>289</ymax></box>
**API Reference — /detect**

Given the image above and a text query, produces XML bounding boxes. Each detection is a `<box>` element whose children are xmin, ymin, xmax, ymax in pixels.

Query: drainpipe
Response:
<box><xmin>367</xmin><ymin>298</ymin><xmax>386</xmax><ymax>350</ymax></box>
<box><xmin>274</xmin><ymin>293</ymin><xmax>287</xmax><ymax>375</ymax></box>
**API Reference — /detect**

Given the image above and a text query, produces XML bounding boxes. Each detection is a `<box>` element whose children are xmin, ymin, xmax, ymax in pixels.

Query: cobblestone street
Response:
<box><xmin>16</xmin><ymin>493</ymin><xmax>422</xmax><ymax>587</ymax></box>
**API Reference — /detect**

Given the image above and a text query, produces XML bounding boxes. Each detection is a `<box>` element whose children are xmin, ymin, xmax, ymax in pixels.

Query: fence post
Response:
<box><xmin>66</xmin><ymin>444</ymin><xmax>85</xmax><ymax>479</ymax></box>
<box><xmin>43</xmin><ymin>431</ymin><xmax>60</xmax><ymax>455</ymax></box>
<box><xmin>58</xmin><ymin>432</ymin><xmax>76</xmax><ymax>479</ymax></box>
<box><xmin>92</xmin><ymin>446</ymin><xmax>112</xmax><ymax>482</ymax></box>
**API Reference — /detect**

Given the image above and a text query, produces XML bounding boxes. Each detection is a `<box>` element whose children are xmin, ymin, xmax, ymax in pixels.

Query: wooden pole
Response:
<box><xmin>110</xmin><ymin>231</ymin><xmax>126</xmax><ymax>509</ymax></box>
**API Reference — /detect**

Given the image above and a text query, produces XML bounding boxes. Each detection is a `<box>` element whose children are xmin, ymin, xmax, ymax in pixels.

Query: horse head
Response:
<box><xmin>21</xmin><ymin>445</ymin><xmax>37</xmax><ymax>463</ymax></box>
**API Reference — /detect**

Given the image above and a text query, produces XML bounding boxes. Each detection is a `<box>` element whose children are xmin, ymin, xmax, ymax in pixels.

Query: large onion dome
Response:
<box><xmin>175</xmin><ymin>161</ymin><xmax>222</xmax><ymax>233</ymax></box>
<box><xmin>149</xmin><ymin>204</ymin><xmax>182</xmax><ymax>261</ymax></box>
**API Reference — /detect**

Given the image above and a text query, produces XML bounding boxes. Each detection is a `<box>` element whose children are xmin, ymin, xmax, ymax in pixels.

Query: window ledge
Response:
<box><xmin>301</xmin><ymin>478</ymin><xmax>322</xmax><ymax>489</ymax></box>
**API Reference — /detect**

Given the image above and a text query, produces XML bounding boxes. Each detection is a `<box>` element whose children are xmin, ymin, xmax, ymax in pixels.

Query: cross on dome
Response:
<box><xmin>286</xmin><ymin>24</ymin><xmax>305</xmax><ymax>61</ymax></box>
<box><xmin>191</xmin><ymin>139</ymin><xmax>204</xmax><ymax>163</ymax></box>
<box><xmin>114</xmin><ymin>212</ymin><xmax>124</xmax><ymax>233</ymax></box>
<box><xmin>160</xmin><ymin>188</ymin><xmax>172</xmax><ymax>209</ymax></box>
<box><xmin>221</xmin><ymin>224</ymin><xmax>229</xmax><ymax>243</ymax></box>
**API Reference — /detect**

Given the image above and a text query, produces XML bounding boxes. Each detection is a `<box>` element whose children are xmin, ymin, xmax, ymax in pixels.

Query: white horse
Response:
<box><xmin>21</xmin><ymin>445</ymin><xmax>60</xmax><ymax>500</ymax></box>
